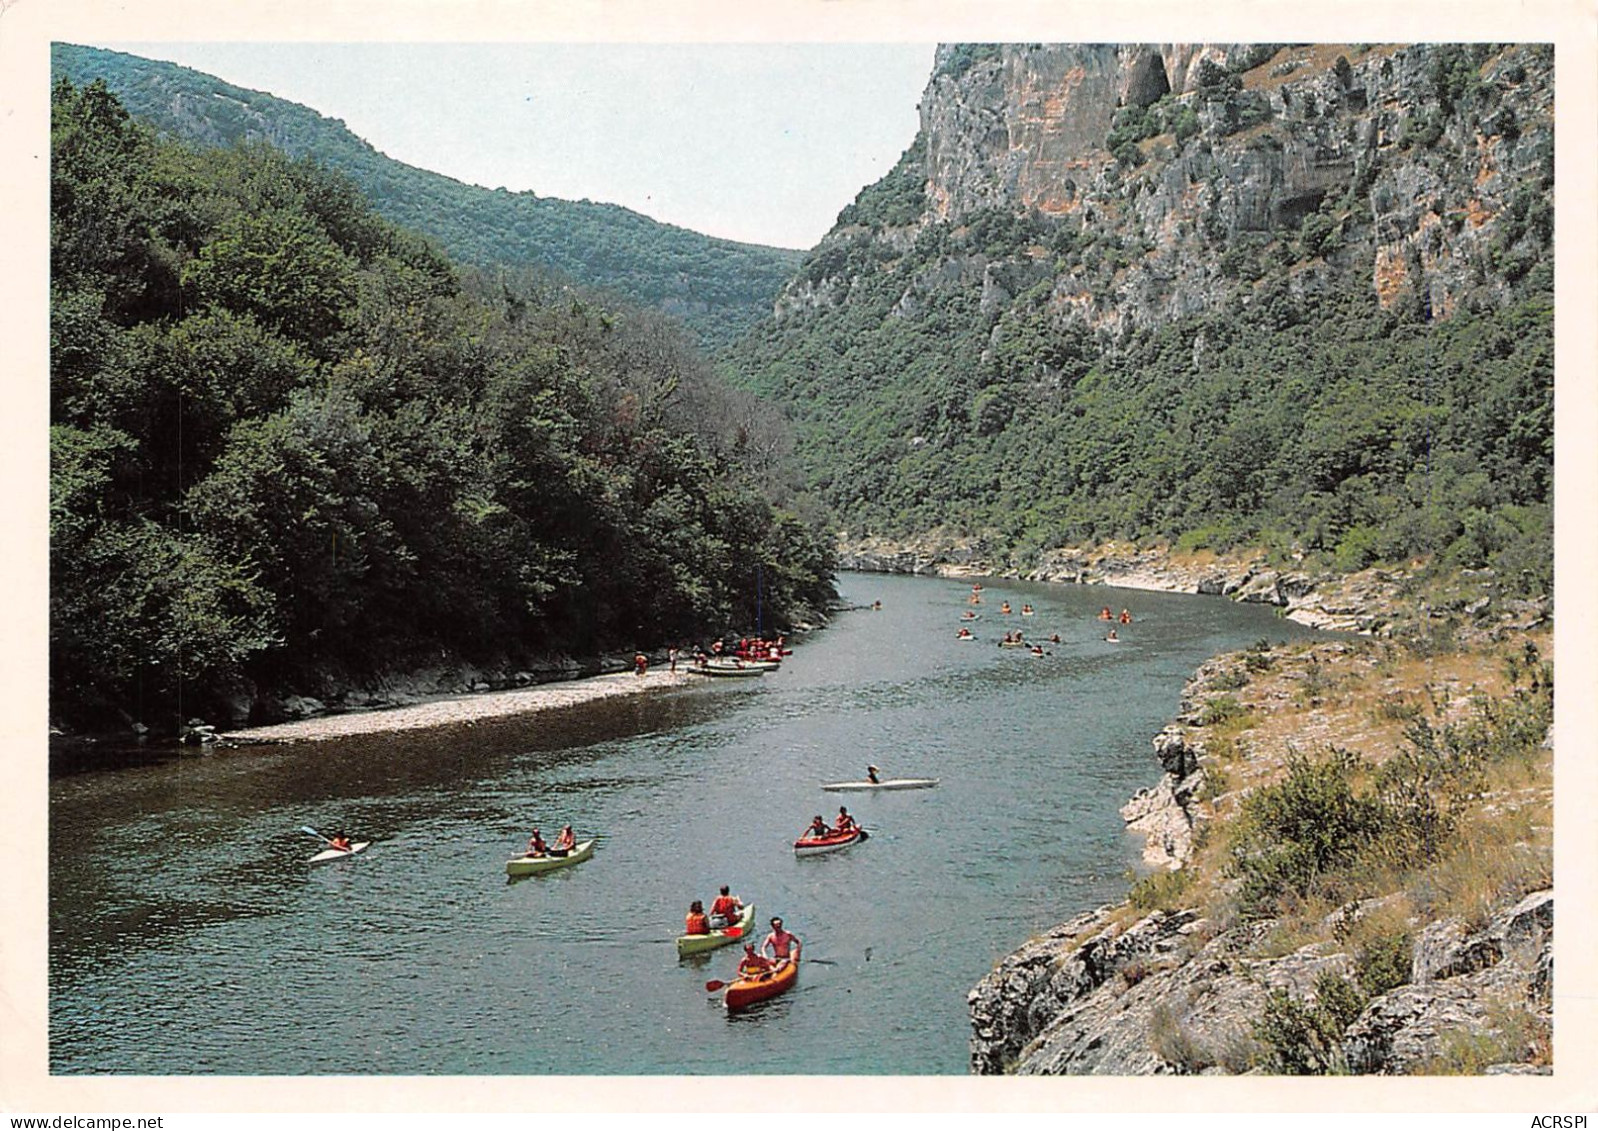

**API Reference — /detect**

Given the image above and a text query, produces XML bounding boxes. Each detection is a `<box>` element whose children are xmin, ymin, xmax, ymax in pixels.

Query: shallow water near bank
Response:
<box><xmin>49</xmin><ymin>572</ymin><xmax>1319</xmax><ymax>1074</ymax></box>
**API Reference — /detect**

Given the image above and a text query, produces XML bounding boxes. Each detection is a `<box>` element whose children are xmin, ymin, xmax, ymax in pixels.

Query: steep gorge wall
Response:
<box><xmin>783</xmin><ymin>43</ymin><xmax>1553</xmax><ymax>338</ymax></box>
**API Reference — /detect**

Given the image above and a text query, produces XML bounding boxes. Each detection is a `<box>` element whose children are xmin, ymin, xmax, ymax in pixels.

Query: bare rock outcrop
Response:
<box><xmin>971</xmin><ymin>889</ymin><xmax>1553</xmax><ymax>1075</ymax></box>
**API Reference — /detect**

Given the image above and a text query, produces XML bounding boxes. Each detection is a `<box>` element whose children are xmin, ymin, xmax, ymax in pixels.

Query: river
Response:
<box><xmin>49</xmin><ymin>571</ymin><xmax>1319</xmax><ymax>1075</ymax></box>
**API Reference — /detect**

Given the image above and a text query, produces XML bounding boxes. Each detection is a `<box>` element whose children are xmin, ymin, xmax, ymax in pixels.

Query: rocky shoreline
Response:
<box><xmin>835</xmin><ymin>534</ymin><xmax>1553</xmax><ymax>1075</ymax></box>
<box><xmin>837</xmin><ymin>534</ymin><xmax>1402</xmax><ymax>633</ymax></box>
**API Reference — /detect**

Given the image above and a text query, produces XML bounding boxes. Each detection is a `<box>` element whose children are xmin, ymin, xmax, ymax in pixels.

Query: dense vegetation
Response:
<box><xmin>50</xmin><ymin>79</ymin><xmax>835</xmax><ymax>732</ymax></box>
<box><xmin>51</xmin><ymin>44</ymin><xmax>805</xmax><ymax>353</ymax></box>
<box><xmin>730</xmin><ymin>45</ymin><xmax>1553</xmax><ymax>597</ymax></box>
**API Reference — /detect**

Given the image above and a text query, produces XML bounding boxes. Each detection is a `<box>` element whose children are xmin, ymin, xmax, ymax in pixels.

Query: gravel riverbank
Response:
<box><xmin>217</xmin><ymin>669</ymin><xmax>700</xmax><ymax>745</ymax></box>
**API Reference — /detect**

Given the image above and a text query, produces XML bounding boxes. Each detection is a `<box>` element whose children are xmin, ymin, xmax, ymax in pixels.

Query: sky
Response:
<box><xmin>108</xmin><ymin>42</ymin><xmax>938</xmax><ymax>250</ymax></box>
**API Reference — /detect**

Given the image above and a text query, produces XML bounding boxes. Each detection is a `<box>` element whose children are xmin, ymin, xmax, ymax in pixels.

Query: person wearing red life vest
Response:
<box><xmin>709</xmin><ymin>886</ymin><xmax>743</xmax><ymax>929</ymax></box>
<box><xmin>685</xmin><ymin>900</ymin><xmax>711</xmax><ymax>936</ymax></box>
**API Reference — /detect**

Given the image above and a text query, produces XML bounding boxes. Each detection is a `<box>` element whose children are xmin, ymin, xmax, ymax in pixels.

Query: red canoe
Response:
<box><xmin>724</xmin><ymin>956</ymin><xmax>799</xmax><ymax>1012</ymax></box>
<box><xmin>793</xmin><ymin>828</ymin><xmax>865</xmax><ymax>856</ymax></box>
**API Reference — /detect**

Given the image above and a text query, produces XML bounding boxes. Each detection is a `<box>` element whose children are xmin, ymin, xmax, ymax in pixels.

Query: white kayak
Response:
<box><xmin>309</xmin><ymin>842</ymin><xmax>369</xmax><ymax>864</ymax></box>
<box><xmin>821</xmin><ymin>778</ymin><xmax>939</xmax><ymax>792</ymax></box>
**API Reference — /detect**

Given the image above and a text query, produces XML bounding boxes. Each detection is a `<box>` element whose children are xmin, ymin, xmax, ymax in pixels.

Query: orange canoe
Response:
<box><xmin>724</xmin><ymin>956</ymin><xmax>799</xmax><ymax>1012</ymax></box>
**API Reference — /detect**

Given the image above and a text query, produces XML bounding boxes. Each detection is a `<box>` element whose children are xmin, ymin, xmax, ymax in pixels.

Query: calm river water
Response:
<box><xmin>49</xmin><ymin>571</ymin><xmax>1317</xmax><ymax>1074</ymax></box>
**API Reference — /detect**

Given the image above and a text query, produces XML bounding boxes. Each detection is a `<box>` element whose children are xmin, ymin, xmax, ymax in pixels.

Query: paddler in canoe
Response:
<box><xmin>685</xmin><ymin>900</ymin><xmax>711</xmax><ymax>936</ymax></box>
<box><xmin>801</xmin><ymin>814</ymin><xmax>833</xmax><ymax>841</ymax></box>
<box><xmin>738</xmin><ymin>944</ymin><xmax>774</xmax><ymax>975</ymax></box>
<box><xmin>551</xmin><ymin>825</ymin><xmax>577</xmax><ymax>857</ymax></box>
<box><xmin>956</xmin><ymin>627</ymin><xmax>974</xmax><ymax>640</ymax></box>
<box><xmin>835</xmin><ymin>806</ymin><xmax>858</xmax><ymax>834</ymax></box>
<box><xmin>762</xmin><ymin>917</ymin><xmax>801</xmax><ymax>963</ymax></box>
<box><xmin>709</xmin><ymin>885</ymin><xmax>744</xmax><ymax>929</ymax></box>
<box><xmin>524</xmin><ymin>828</ymin><xmax>549</xmax><ymax>857</ymax></box>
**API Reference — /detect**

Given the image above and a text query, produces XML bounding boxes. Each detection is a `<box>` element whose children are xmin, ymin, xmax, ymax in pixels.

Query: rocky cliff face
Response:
<box><xmin>968</xmin><ymin>889</ymin><xmax>1552</xmax><ymax>1075</ymax></box>
<box><xmin>783</xmin><ymin>43</ymin><xmax>1553</xmax><ymax>337</ymax></box>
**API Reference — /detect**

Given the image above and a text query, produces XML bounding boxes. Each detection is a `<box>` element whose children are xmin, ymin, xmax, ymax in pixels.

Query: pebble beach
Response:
<box><xmin>217</xmin><ymin>669</ymin><xmax>700</xmax><ymax>745</ymax></box>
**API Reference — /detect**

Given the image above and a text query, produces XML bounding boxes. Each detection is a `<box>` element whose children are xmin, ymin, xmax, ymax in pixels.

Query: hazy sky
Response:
<box><xmin>108</xmin><ymin>42</ymin><xmax>938</xmax><ymax>250</ymax></box>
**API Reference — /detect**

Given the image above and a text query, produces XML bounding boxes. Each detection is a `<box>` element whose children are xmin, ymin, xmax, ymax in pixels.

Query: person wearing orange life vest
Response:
<box><xmin>685</xmin><ymin>900</ymin><xmax>711</xmax><ymax>936</ymax></box>
<box><xmin>738</xmin><ymin>943</ymin><xmax>774</xmax><ymax>976</ymax></box>
<box><xmin>328</xmin><ymin>832</ymin><xmax>352</xmax><ymax>852</ymax></box>
<box><xmin>709</xmin><ymin>885</ymin><xmax>744</xmax><ymax>929</ymax></box>
<box><xmin>761</xmin><ymin>917</ymin><xmax>800</xmax><ymax>963</ymax></box>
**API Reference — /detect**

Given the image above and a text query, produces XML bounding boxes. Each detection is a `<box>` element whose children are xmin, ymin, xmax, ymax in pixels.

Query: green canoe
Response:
<box><xmin>505</xmin><ymin>839</ymin><xmax>595</xmax><ymax>877</ymax></box>
<box><xmin>677</xmin><ymin>902</ymin><xmax>757</xmax><ymax>957</ymax></box>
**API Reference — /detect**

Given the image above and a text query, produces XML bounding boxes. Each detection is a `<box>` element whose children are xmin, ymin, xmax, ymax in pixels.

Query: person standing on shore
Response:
<box><xmin>669</xmin><ymin>647</ymin><xmax>679</xmax><ymax>673</ymax></box>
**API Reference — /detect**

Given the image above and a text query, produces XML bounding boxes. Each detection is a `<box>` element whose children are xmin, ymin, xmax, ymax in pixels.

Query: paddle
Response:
<box><xmin>302</xmin><ymin>825</ymin><xmax>355</xmax><ymax>853</ymax></box>
<box><xmin>706</xmin><ymin>956</ymin><xmax>785</xmax><ymax>992</ymax></box>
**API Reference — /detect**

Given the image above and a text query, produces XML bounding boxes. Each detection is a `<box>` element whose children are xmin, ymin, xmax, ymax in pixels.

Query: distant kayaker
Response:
<box><xmin>867</xmin><ymin>765</ymin><xmax>881</xmax><ymax>784</ymax></box>
<box><xmin>835</xmin><ymin>807</ymin><xmax>858</xmax><ymax>833</ymax></box>
<box><xmin>552</xmin><ymin>825</ymin><xmax>576</xmax><ymax>857</ymax></box>
<box><xmin>1001</xmin><ymin>602</ymin><xmax>1012</xmax><ymax>614</ymax></box>
<box><xmin>802</xmin><ymin>815</ymin><xmax>831</xmax><ymax>840</ymax></box>
<box><xmin>1120</xmin><ymin>609</ymin><xmax>1132</xmax><ymax>624</ymax></box>
<box><xmin>526</xmin><ymin>828</ymin><xmax>548</xmax><ymax>857</ymax></box>
<box><xmin>685</xmin><ymin>900</ymin><xmax>711</xmax><ymax>936</ymax></box>
<box><xmin>739</xmin><ymin>944</ymin><xmax>774</xmax><ymax>975</ymax></box>
<box><xmin>709</xmin><ymin>885</ymin><xmax>744</xmax><ymax>929</ymax></box>
<box><xmin>1100</xmin><ymin>607</ymin><xmax>1113</xmax><ymax>621</ymax></box>
<box><xmin>328</xmin><ymin>832</ymin><xmax>352</xmax><ymax>852</ymax></box>
<box><xmin>956</xmin><ymin>628</ymin><xmax>974</xmax><ymax>640</ymax></box>
<box><xmin>762</xmin><ymin>917</ymin><xmax>800</xmax><ymax>963</ymax></box>
<box><xmin>1050</xmin><ymin>633</ymin><xmax>1061</xmax><ymax>643</ymax></box>
<box><xmin>1106</xmin><ymin>629</ymin><xmax>1119</xmax><ymax>642</ymax></box>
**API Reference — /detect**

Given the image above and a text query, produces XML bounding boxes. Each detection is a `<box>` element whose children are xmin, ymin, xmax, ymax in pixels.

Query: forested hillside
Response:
<box><xmin>729</xmin><ymin>44</ymin><xmax>1553</xmax><ymax>596</ymax></box>
<box><xmin>52</xmin><ymin>44</ymin><xmax>805</xmax><ymax>353</ymax></box>
<box><xmin>50</xmin><ymin>79</ymin><xmax>835</xmax><ymax>732</ymax></box>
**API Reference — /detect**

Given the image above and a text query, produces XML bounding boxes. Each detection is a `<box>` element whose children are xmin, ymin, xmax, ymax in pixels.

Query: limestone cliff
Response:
<box><xmin>780</xmin><ymin>44</ymin><xmax>1552</xmax><ymax>336</ymax></box>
